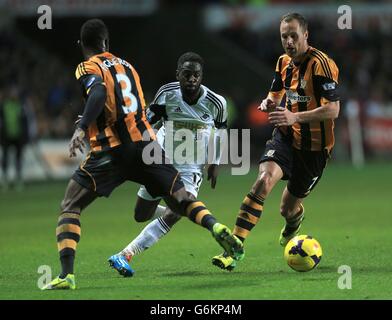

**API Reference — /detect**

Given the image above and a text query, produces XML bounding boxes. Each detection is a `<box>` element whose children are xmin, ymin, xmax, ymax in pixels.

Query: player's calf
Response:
<box><xmin>113</xmin><ymin>215</ymin><xmax>174</xmax><ymax>270</ymax></box>
<box><xmin>162</xmin><ymin>209</ymin><xmax>181</xmax><ymax>226</ymax></box>
<box><xmin>232</xmin><ymin>192</ymin><xmax>264</xmax><ymax>243</ymax></box>
<box><xmin>56</xmin><ymin>211</ymin><xmax>81</xmax><ymax>278</ymax></box>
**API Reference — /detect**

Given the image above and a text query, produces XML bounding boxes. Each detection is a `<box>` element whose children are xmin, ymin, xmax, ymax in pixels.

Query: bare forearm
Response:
<box><xmin>269</xmin><ymin>101</ymin><xmax>339</xmax><ymax>127</ymax></box>
<box><xmin>295</xmin><ymin>102</ymin><xmax>339</xmax><ymax>124</ymax></box>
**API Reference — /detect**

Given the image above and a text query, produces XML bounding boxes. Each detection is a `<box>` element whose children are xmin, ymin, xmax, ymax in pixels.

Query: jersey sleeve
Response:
<box><xmin>213</xmin><ymin>95</ymin><xmax>228</xmax><ymax>129</ymax></box>
<box><xmin>75</xmin><ymin>61</ymin><xmax>105</xmax><ymax>96</ymax></box>
<box><xmin>209</xmin><ymin>93</ymin><xmax>228</xmax><ymax>164</ymax></box>
<box><xmin>146</xmin><ymin>89</ymin><xmax>167</xmax><ymax>125</ymax></box>
<box><xmin>312</xmin><ymin>57</ymin><xmax>340</xmax><ymax>103</ymax></box>
<box><xmin>152</xmin><ymin>85</ymin><xmax>169</xmax><ymax>105</ymax></box>
<box><xmin>268</xmin><ymin>56</ymin><xmax>285</xmax><ymax>100</ymax></box>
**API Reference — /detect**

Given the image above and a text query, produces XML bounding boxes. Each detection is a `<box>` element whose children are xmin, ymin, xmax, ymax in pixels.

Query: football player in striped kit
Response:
<box><xmin>41</xmin><ymin>19</ymin><xmax>242</xmax><ymax>289</ymax></box>
<box><xmin>212</xmin><ymin>13</ymin><xmax>340</xmax><ymax>271</ymax></box>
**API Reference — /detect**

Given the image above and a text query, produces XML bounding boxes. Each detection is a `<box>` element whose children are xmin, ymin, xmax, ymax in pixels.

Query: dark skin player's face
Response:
<box><xmin>176</xmin><ymin>61</ymin><xmax>203</xmax><ymax>104</ymax></box>
<box><xmin>280</xmin><ymin>19</ymin><xmax>308</xmax><ymax>62</ymax></box>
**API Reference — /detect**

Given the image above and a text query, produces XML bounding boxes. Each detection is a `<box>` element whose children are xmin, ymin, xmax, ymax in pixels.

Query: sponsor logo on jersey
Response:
<box><xmin>172</xmin><ymin>121</ymin><xmax>207</xmax><ymax>130</ymax></box>
<box><xmin>174</xmin><ymin>106</ymin><xmax>183</xmax><ymax>113</ymax></box>
<box><xmin>300</xmin><ymin>78</ymin><xmax>307</xmax><ymax>89</ymax></box>
<box><xmin>286</xmin><ymin>90</ymin><xmax>311</xmax><ymax>104</ymax></box>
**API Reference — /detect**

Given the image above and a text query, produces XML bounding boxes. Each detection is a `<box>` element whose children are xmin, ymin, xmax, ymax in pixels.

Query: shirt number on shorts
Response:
<box><xmin>193</xmin><ymin>173</ymin><xmax>202</xmax><ymax>190</ymax></box>
<box><xmin>116</xmin><ymin>74</ymin><xmax>138</xmax><ymax>114</ymax></box>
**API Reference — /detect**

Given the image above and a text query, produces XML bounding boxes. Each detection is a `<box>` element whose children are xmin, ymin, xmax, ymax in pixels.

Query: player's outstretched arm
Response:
<box><xmin>208</xmin><ymin>126</ymin><xmax>227</xmax><ymax>189</ymax></box>
<box><xmin>293</xmin><ymin>100</ymin><xmax>340</xmax><ymax>123</ymax></box>
<box><xmin>207</xmin><ymin>164</ymin><xmax>219</xmax><ymax>189</ymax></box>
<box><xmin>268</xmin><ymin>101</ymin><xmax>340</xmax><ymax>127</ymax></box>
<box><xmin>69</xmin><ymin>84</ymin><xmax>106</xmax><ymax>157</ymax></box>
<box><xmin>77</xmin><ymin>84</ymin><xmax>107</xmax><ymax>131</ymax></box>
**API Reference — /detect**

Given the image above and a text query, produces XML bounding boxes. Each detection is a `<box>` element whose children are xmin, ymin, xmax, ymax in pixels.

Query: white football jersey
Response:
<box><xmin>147</xmin><ymin>81</ymin><xmax>227</xmax><ymax>173</ymax></box>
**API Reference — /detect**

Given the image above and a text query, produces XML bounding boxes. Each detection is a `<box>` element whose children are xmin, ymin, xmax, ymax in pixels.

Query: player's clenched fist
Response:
<box><xmin>258</xmin><ymin>98</ymin><xmax>277</xmax><ymax>112</ymax></box>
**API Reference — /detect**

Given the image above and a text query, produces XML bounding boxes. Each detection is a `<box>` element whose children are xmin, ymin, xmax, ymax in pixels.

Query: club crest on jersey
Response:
<box><xmin>300</xmin><ymin>78</ymin><xmax>307</xmax><ymax>89</ymax></box>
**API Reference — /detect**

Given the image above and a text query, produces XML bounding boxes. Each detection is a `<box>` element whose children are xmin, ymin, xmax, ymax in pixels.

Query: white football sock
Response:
<box><xmin>150</xmin><ymin>205</ymin><xmax>167</xmax><ymax>220</ymax></box>
<box><xmin>121</xmin><ymin>217</ymin><xmax>171</xmax><ymax>256</ymax></box>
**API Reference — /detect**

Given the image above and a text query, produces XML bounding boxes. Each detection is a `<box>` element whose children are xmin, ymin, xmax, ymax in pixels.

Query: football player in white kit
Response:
<box><xmin>108</xmin><ymin>52</ymin><xmax>229</xmax><ymax>276</ymax></box>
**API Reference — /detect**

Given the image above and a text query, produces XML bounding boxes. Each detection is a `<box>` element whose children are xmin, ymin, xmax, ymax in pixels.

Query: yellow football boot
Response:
<box><xmin>41</xmin><ymin>274</ymin><xmax>76</xmax><ymax>290</ymax></box>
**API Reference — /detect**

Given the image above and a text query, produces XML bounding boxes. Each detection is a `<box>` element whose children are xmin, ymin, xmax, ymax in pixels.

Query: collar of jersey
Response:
<box><xmin>179</xmin><ymin>85</ymin><xmax>207</xmax><ymax>107</ymax></box>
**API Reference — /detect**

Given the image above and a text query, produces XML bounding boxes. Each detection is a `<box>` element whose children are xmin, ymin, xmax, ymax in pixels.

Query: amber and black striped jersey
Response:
<box><xmin>75</xmin><ymin>51</ymin><xmax>155</xmax><ymax>152</ymax></box>
<box><xmin>269</xmin><ymin>46</ymin><xmax>339</xmax><ymax>152</ymax></box>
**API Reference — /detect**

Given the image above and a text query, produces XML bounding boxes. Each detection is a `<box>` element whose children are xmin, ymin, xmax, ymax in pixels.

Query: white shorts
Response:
<box><xmin>137</xmin><ymin>171</ymin><xmax>203</xmax><ymax>201</ymax></box>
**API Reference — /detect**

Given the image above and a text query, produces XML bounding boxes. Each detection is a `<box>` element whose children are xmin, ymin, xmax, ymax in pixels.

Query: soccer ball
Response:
<box><xmin>284</xmin><ymin>235</ymin><xmax>322</xmax><ymax>272</ymax></box>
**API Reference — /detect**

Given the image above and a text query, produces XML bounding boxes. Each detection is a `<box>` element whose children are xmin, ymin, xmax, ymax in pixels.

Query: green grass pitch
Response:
<box><xmin>0</xmin><ymin>163</ymin><xmax>391</xmax><ymax>300</ymax></box>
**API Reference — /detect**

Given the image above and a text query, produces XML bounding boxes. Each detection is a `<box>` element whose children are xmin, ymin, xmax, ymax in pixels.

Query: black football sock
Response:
<box><xmin>56</xmin><ymin>212</ymin><xmax>81</xmax><ymax>278</ymax></box>
<box><xmin>184</xmin><ymin>201</ymin><xmax>217</xmax><ymax>232</ymax></box>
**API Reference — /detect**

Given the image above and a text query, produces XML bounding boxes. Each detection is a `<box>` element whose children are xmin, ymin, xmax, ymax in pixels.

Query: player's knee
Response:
<box><xmin>172</xmin><ymin>188</ymin><xmax>189</xmax><ymax>203</ymax></box>
<box><xmin>168</xmin><ymin>189</ymin><xmax>190</xmax><ymax>216</ymax></box>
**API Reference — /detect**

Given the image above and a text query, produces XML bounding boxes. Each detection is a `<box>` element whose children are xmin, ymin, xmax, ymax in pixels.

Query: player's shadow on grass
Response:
<box><xmin>162</xmin><ymin>270</ymin><xmax>268</xmax><ymax>277</ymax></box>
<box><xmin>163</xmin><ymin>265</ymin><xmax>341</xmax><ymax>279</ymax></box>
<box><xmin>308</xmin><ymin>265</ymin><xmax>392</xmax><ymax>274</ymax></box>
<box><xmin>162</xmin><ymin>271</ymin><xmax>216</xmax><ymax>277</ymax></box>
<box><xmin>179</xmin><ymin>279</ymin><xmax>259</xmax><ymax>291</ymax></box>
<box><xmin>162</xmin><ymin>270</ymin><xmax>287</xmax><ymax>277</ymax></box>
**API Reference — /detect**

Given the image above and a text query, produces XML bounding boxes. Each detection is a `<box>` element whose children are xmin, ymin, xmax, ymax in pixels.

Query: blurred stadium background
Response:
<box><xmin>0</xmin><ymin>0</ymin><xmax>391</xmax><ymax>184</ymax></box>
<box><xmin>1</xmin><ymin>0</ymin><xmax>392</xmax><ymax>300</ymax></box>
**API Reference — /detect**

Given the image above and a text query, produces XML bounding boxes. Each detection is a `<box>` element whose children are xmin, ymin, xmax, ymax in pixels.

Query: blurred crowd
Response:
<box><xmin>1</xmin><ymin>5</ymin><xmax>391</xmax><ymax>187</ymax></box>
<box><xmin>0</xmin><ymin>0</ymin><xmax>389</xmax><ymax>189</ymax></box>
<box><xmin>220</xmin><ymin>13</ymin><xmax>392</xmax><ymax>119</ymax></box>
<box><xmin>0</xmin><ymin>28</ymin><xmax>82</xmax><ymax>140</ymax></box>
<box><xmin>2</xmin><ymin>12</ymin><xmax>391</xmax><ymax>140</ymax></box>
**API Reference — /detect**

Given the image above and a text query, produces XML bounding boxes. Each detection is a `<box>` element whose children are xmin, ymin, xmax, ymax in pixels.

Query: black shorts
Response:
<box><xmin>259</xmin><ymin>128</ymin><xmax>329</xmax><ymax>198</ymax></box>
<box><xmin>72</xmin><ymin>141</ymin><xmax>184</xmax><ymax>198</ymax></box>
